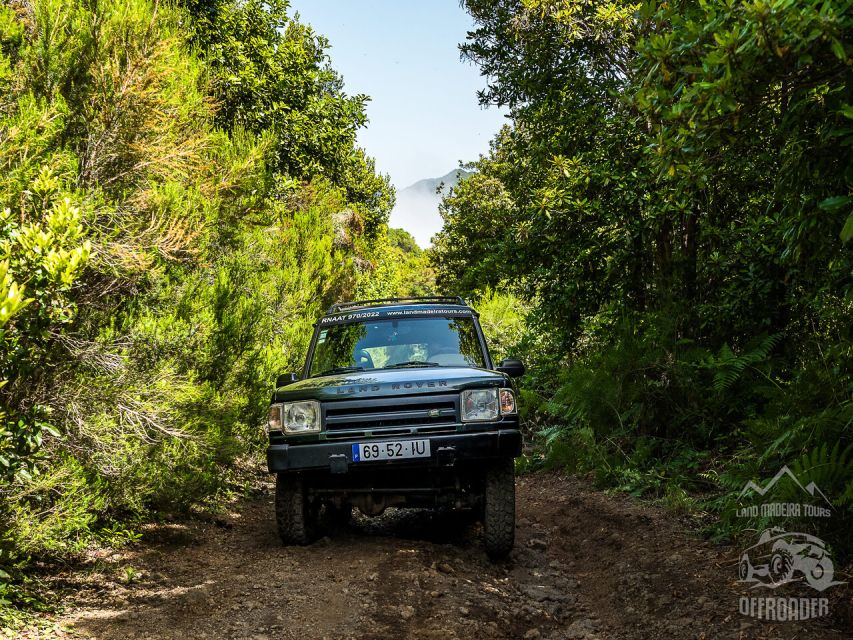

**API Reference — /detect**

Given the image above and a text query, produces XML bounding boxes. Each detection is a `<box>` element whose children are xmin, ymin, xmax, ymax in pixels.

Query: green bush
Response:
<box><xmin>0</xmin><ymin>0</ymin><xmax>402</xmax><ymax>618</ymax></box>
<box><xmin>523</xmin><ymin>313</ymin><xmax>851</xmax><ymax>555</ymax></box>
<box><xmin>434</xmin><ymin>0</ymin><xmax>852</xmax><ymax>560</ymax></box>
<box><xmin>475</xmin><ymin>288</ymin><xmax>528</xmax><ymax>363</ymax></box>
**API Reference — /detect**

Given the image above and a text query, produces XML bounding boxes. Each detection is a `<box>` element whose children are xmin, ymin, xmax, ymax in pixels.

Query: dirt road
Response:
<box><xmin>21</xmin><ymin>473</ymin><xmax>849</xmax><ymax>639</ymax></box>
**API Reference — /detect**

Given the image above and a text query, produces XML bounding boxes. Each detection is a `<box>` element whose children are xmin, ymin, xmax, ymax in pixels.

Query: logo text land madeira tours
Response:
<box><xmin>735</xmin><ymin>466</ymin><xmax>843</xmax><ymax>622</ymax></box>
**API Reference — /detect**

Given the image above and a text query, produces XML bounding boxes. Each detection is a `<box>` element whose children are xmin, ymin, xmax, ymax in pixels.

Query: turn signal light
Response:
<box><xmin>499</xmin><ymin>388</ymin><xmax>516</xmax><ymax>415</ymax></box>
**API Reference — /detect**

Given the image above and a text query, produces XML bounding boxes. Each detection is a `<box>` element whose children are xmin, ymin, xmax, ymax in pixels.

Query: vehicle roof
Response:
<box><xmin>320</xmin><ymin>297</ymin><xmax>477</xmax><ymax>325</ymax></box>
<box><xmin>327</xmin><ymin>296</ymin><xmax>468</xmax><ymax>313</ymax></box>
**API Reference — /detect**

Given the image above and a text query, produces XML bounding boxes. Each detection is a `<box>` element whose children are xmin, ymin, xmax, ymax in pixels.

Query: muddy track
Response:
<box><xmin>20</xmin><ymin>473</ymin><xmax>850</xmax><ymax>639</ymax></box>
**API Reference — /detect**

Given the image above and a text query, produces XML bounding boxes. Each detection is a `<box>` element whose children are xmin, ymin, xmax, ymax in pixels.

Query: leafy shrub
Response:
<box><xmin>0</xmin><ymin>0</ymin><xmax>400</xmax><ymax>617</ymax></box>
<box><xmin>437</xmin><ymin>0</ymin><xmax>852</xmax><ymax>560</ymax></box>
<box><xmin>475</xmin><ymin>288</ymin><xmax>528</xmax><ymax>362</ymax></box>
<box><xmin>0</xmin><ymin>170</ymin><xmax>90</xmax><ymax>483</ymax></box>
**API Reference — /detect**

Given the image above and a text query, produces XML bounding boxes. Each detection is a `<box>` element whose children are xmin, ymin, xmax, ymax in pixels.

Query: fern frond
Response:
<box><xmin>707</xmin><ymin>333</ymin><xmax>782</xmax><ymax>392</ymax></box>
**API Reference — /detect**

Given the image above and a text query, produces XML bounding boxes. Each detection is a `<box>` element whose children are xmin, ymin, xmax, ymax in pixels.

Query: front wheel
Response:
<box><xmin>738</xmin><ymin>553</ymin><xmax>754</xmax><ymax>581</ymax></box>
<box><xmin>275</xmin><ymin>473</ymin><xmax>317</xmax><ymax>545</ymax></box>
<box><xmin>483</xmin><ymin>457</ymin><xmax>516</xmax><ymax>559</ymax></box>
<box><xmin>769</xmin><ymin>547</ymin><xmax>794</xmax><ymax>585</ymax></box>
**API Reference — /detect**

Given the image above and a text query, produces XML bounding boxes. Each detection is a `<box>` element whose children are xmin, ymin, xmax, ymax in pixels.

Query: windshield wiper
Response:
<box><xmin>314</xmin><ymin>365</ymin><xmax>365</xmax><ymax>377</ymax></box>
<box><xmin>382</xmin><ymin>361</ymin><xmax>441</xmax><ymax>369</ymax></box>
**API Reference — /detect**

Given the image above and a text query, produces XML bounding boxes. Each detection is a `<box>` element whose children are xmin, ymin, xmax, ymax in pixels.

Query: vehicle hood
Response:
<box><xmin>273</xmin><ymin>367</ymin><xmax>509</xmax><ymax>403</ymax></box>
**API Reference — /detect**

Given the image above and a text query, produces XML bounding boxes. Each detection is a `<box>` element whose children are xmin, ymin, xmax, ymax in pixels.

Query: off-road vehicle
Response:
<box><xmin>266</xmin><ymin>297</ymin><xmax>525</xmax><ymax>558</ymax></box>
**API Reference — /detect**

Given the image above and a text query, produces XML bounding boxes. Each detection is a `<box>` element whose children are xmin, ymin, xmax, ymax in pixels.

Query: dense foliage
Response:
<box><xmin>1</xmin><ymin>0</ymin><xmax>849</xmax><ymax>621</ymax></box>
<box><xmin>434</xmin><ymin>0</ymin><xmax>851</xmax><ymax>551</ymax></box>
<box><xmin>0</xmin><ymin>0</ymin><xmax>408</xmax><ymax>616</ymax></box>
<box><xmin>358</xmin><ymin>227</ymin><xmax>436</xmax><ymax>299</ymax></box>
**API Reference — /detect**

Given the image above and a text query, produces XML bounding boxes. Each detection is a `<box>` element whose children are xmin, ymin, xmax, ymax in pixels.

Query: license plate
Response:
<box><xmin>352</xmin><ymin>439</ymin><xmax>431</xmax><ymax>462</ymax></box>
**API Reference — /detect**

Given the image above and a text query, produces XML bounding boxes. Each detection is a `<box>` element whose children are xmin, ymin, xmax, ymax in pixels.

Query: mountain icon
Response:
<box><xmin>738</xmin><ymin>466</ymin><xmax>833</xmax><ymax>507</ymax></box>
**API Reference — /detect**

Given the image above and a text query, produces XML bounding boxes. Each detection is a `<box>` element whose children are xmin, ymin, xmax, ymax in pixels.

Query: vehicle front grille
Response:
<box><xmin>323</xmin><ymin>394</ymin><xmax>459</xmax><ymax>436</ymax></box>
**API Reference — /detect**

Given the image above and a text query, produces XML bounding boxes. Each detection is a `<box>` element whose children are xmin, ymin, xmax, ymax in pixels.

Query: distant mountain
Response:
<box><xmin>402</xmin><ymin>169</ymin><xmax>473</xmax><ymax>197</ymax></box>
<box><xmin>390</xmin><ymin>169</ymin><xmax>473</xmax><ymax>247</ymax></box>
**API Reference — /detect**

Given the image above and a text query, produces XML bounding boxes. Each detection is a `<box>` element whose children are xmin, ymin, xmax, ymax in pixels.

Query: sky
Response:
<box><xmin>288</xmin><ymin>0</ymin><xmax>507</xmax><ymax>245</ymax></box>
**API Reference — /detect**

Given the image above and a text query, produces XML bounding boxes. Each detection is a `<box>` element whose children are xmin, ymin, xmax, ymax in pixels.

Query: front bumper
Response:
<box><xmin>267</xmin><ymin>429</ymin><xmax>522</xmax><ymax>473</ymax></box>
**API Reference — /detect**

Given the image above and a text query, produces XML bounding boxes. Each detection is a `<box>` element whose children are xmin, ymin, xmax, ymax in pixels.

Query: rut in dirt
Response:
<box><xmin>33</xmin><ymin>473</ymin><xmax>849</xmax><ymax>640</ymax></box>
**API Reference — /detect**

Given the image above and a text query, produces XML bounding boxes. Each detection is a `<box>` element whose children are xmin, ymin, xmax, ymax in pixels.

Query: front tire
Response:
<box><xmin>769</xmin><ymin>547</ymin><xmax>794</xmax><ymax>585</ymax></box>
<box><xmin>738</xmin><ymin>553</ymin><xmax>754</xmax><ymax>581</ymax></box>
<box><xmin>483</xmin><ymin>457</ymin><xmax>516</xmax><ymax>559</ymax></box>
<box><xmin>275</xmin><ymin>473</ymin><xmax>317</xmax><ymax>545</ymax></box>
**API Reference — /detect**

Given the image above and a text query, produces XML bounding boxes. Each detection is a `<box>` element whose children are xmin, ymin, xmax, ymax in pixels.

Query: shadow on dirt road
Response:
<box><xmin>24</xmin><ymin>473</ymin><xmax>849</xmax><ymax>640</ymax></box>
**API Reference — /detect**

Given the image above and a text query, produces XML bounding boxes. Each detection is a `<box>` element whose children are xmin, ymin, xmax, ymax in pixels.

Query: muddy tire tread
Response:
<box><xmin>275</xmin><ymin>474</ymin><xmax>314</xmax><ymax>545</ymax></box>
<box><xmin>483</xmin><ymin>457</ymin><xmax>515</xmax><ymax>559</ymax></box>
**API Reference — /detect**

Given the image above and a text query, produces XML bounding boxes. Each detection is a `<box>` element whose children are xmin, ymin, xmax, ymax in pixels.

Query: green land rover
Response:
<box><xmin>266</xmin><ymin>297</ymin><xmax>525</xmax><ymax>558</ymax></box>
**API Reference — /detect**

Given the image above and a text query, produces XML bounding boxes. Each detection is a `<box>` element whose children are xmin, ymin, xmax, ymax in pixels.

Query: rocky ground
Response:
<box><xmin>10</xmin><ymin>472</ymin><xmax>851</xmax><ymax>639</ymax></box>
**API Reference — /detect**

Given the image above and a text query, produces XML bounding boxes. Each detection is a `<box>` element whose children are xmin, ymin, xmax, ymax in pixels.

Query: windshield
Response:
<box><xmin>308</xmin><ymin>316</ymin><xmax>486</xmax><ymax>377</ymax></box>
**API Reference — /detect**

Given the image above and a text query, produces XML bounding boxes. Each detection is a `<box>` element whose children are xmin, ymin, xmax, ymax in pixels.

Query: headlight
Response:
<box><xmin>461</xmin><ymin>389</ymin><xmax>499</xmax><ymax>422</ymax></box>
<box><xmin>499</xmin><ymin>388</ymin><xmax>516</xmax><ymax>415</ymax></box>
<box><xmin>282</xmin><ymin>400</ymin><xmax>321</xmax><ymax>434</ymax></box>
<box><xmin>268</xmin><ymin>404</ymin><xmax>282</xmax><ymax>432</ymax></box>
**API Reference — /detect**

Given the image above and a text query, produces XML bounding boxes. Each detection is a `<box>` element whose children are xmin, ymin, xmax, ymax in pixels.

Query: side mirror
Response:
<box><xmin>496</xmin><ymin>358</ymin><xmax>526</xmax><ymax>378</ymax></box>
<box><xmin>275</xmin><ymin>373</ymin><xmax>299</xmax><ymax>388</ymax></box>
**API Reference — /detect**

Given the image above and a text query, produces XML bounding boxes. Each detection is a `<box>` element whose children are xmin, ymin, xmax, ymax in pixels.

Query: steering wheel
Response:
<box><xmin>353</xmin><ymin>349</ymin><xmax>374</xmax><ymax>369</ymax></box>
